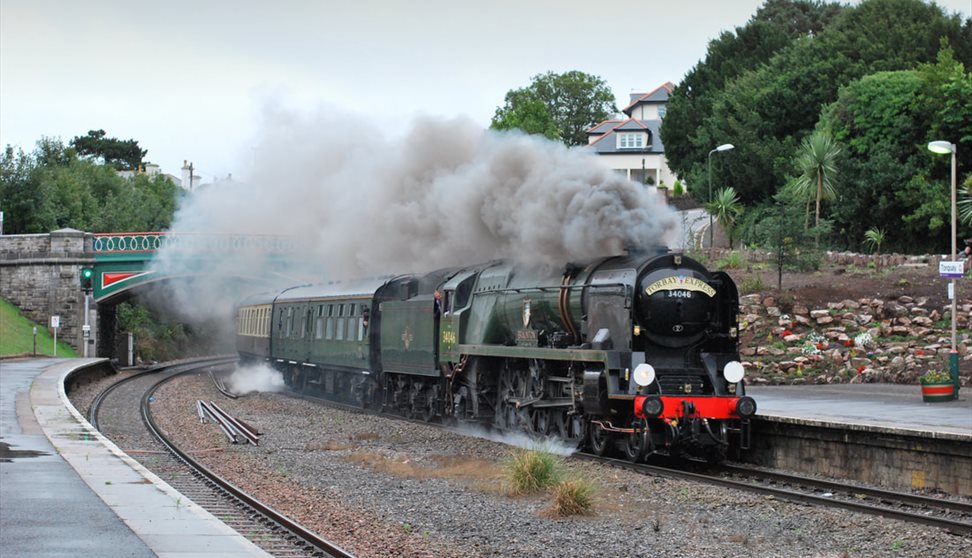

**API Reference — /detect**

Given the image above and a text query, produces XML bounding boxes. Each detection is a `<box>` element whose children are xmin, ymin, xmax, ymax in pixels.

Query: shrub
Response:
<box><xmin>740</xmin><ymin>274</ymin><xmax>765</xmax><ymax>294</ymax></box>
<box><xmin>673</xmin><ymin>179</ymin><xmax>684</xmax><ymax>197</ymax></box>
<box><xmin>505</xmin><ymin>449</ymin><xmax>561</xmax><ymax>494</ymax></box>
<box><xmin>920</xmin><ymin>368</ymin><xmax>951</xmax><ymax>385</ymax></box>
<box><xmin>550</xmin><ymin>479</ymin><xmax>594</xmax><ymax>516</ymax></box>
<box><xmin>717</xmin><ymin>251</ymin><xmax>744</xmax><ymax>270</ymax></box>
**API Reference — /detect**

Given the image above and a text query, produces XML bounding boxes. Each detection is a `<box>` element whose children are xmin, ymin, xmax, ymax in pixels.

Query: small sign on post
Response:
<box><xmin>50</xmin><ymin>315</ymin><xmax>60</xmax><ymax>357</ymax></box>
<box><xmin>940</xmin><ymin>260</ymin><xmax>965</xmax><ymax>278</ymax></box>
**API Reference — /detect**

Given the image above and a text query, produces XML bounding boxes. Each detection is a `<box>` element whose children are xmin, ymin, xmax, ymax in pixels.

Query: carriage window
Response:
<box><xmin>358</xmin><ymin>317</ymin><xmax>365</xmax><ymax>341</ymax></box>
<box><xmin>285</xmin><ymin>307</ymin><xmax>294</xmax><ymax>337</ymax></box>
<box><xmin>315</xmin><ymin>317</ymin><xmax>324</xmax><ymax>339</ymax></box>
<box><xmin>349</xmin><ymin>304</ymin><xmax>357</xmax><ymax>317</ymax></box>
<box><xmin>325</xmin><ymin>317</ymin><xmax>334</xmax><ymax>340</ymax></box>
<box><xmin>336</xmin><ymin>316</ymin><xmax>345</xmax><ymax>340</ymax></box>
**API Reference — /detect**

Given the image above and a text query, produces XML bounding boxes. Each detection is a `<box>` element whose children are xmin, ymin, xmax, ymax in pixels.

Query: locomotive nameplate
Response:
<box><xmin>644</xmin><ymin>276</ymin><xmax>715</xmax><ymax>297</ymax></box>
<box><xmin>516</xmin><ymin>328</ymin><xmax>539</xmax><ymax>347</ymax></box>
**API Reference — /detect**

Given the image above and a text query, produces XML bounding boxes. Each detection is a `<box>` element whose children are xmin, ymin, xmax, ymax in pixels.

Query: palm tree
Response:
<box><xmin>958</xmin><ymin>179</ymin><xmax>972</xmax><ymax>227</ymax></box>
<box><xmin>863</xmin><ymin>227</ymin><xmax>886</xmax><ymax>271</ymax></box>
<box><xmin>793</xmin><ymin>131</ymin><xmax>840</xmax><ymax>248</ymax></box>
<box><xmin>705</xmin><ymin>187</ymin><xmax>743</xmax><ymax>249</ymax></box>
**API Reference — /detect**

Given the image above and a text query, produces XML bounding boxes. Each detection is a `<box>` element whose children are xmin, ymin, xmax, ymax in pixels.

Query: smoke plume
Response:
<box><xmin>150</xmin><ymin>108</ymin><xmax>676</xmax><ymax>324</ymax></box>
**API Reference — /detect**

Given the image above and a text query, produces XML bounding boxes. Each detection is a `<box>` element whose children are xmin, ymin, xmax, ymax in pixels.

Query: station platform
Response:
<box><xmin>0</xmin><ymin>358</ymin><xmax>271</xmax><ymax>558</ymax></box>
<box><xmin>748</xmin><ymin>383</ymin><xmax>972</xmax><ymax>438</ymax></box>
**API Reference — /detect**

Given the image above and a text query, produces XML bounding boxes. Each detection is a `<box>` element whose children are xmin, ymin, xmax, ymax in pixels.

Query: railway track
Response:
<box><xmin>576</xmin><ymin>453</ymin><xmax>972</xmax><ymax>536</ymax></box>
<box><xmin>88</xmin><ymin>358</ymin><xmax>355</xmax><ymax>558</ymax></box>
<box><xmin>226</xmin><ymin>369</ymin><xmax>972</xmax><ymax>536</ymax></box>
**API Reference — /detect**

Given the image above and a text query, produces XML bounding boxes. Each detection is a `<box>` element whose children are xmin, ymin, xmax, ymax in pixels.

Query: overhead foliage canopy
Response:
<box><xmin>661</xmin><ymin>0</ymin><xmax>971</xmax><ymax>206</ymax></box>
<box><xmin>491</xmin><ymin>70</ymin><xmax>617</xmax><ymax>147</ymax></box>
<box><xmin>0</xmin><ymin>138</ymin><xmax>180</xmax><ymax>234</ymax></box>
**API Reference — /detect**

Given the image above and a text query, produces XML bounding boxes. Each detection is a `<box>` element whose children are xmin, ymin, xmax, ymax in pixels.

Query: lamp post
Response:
<box><xmin>927</xmin><ymin>140</ymin><xmax>959</xmax><ymax>399</ymax></box>
<box><xmin>707</xmin><ymin>144</ymin><xmax>734</xmax><ymax>253</ymax></box>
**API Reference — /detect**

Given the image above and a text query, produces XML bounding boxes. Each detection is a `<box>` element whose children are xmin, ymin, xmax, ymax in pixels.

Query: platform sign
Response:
<box><xmin>49</xmin><ymin>315</ymin><xmax>60</xmax><ymax>357</ymax></box>
<box><xmin>939</xmin><ymin>261</ymin><xmax>964</xmax><ymax>278</ymax></box>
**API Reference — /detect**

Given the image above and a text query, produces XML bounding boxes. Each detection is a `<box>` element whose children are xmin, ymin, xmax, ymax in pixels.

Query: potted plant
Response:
<box><xmin>919</xmin><ymin>367</ymin><xmax>955</xmax><ymax>402</ymax></box>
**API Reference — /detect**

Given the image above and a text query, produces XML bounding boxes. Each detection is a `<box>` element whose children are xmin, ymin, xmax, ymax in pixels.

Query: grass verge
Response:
<box><xmin>0</xmin><ymin>297</ymin><xmax>78</xmax><ymax>357</ymax></box>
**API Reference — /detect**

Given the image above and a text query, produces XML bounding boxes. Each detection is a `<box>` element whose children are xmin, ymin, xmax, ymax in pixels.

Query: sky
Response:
<box><xmin>2</xmin><ymin>0</ymin><xmax>969</xmax><ymax>183</ymax></box>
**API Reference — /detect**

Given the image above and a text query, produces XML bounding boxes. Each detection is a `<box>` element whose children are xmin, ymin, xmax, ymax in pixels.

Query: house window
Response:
<box><xmin>617</xmin><ymin>133</ymin><xmax>646</xmax><ymax>149</ymax></box>
<box><xmin>658</xmin><ymin>106</ymin><xmax>667</xmax><ymax>118</ymax></box>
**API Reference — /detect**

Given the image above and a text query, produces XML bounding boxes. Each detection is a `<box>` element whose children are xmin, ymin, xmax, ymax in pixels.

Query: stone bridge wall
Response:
<box><xmin>0</xmin><ymin>230</ymin><xmax>95</xmax><ymax>353</ymax></box>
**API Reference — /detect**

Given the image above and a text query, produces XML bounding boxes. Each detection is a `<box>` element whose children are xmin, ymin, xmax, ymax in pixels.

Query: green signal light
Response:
<box><xmin>81</xmin><ymin>268</ymin><xmax>93</xmax><ymax>279</ymax></box>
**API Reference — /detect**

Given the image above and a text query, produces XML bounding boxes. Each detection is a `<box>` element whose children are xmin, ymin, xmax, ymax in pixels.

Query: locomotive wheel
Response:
<box><xmin>623</xmin><ymin>420</ymin><xmax>651</xmax><ymax>463</ymax></box>
<box><xmin>554</xmin><ymin>411</ymin><xmax>585</xmax><ymax>445</ymax></box>
<box><xmin>589</xmin><ymin>423</ymin><xmax>613</xmax><ymax>457</ymax></box>
<box><xmin>421</xmin><ymin>384</ymin><xmax>437</xmax><ymax>423</ymax></box>
<box><xmin>533</xmin><ymin>409</ymin><xmax>550</xmax><ymax>435</ymax></box>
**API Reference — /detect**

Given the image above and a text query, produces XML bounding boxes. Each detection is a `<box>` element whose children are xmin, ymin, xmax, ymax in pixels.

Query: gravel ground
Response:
<box><xmin>132</xmin><ymin>372</ymin><xmax>971</xmax><ymax>558</ymax></box>
<box><xmin>68</xmin><ymin>368</ymin><xmax>971</xmax><ymax>557</ymax></box>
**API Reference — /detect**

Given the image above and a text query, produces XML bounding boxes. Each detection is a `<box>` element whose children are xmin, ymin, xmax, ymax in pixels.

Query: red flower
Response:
<box><xmin>782</xmin><ymin>329</ymin><xmax>793</xmax><ymax>337</ymax></box>
<box><xmin>843</xmin><ymin>340</ymin><xmax>854</xmax><ymax>347</ymax></box>
<box><xmin>816</xmin><ymin>342</ymin><xmax>826</xmax><ymax>350</ymax></box>
<box><xmin>915</xmin><ymin>349</ymin><xmax>925</xmax><ymax>356</ymax></box>
<box><xmin>856</xmin><ymin>365</ymin><xmax>866</xmax><ymax>374</ymax></box>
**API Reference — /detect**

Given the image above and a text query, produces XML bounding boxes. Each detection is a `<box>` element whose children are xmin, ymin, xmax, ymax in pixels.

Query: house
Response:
<box><xmin>585</xmin><ymin>82</ymin><xmax>676</xmax><ymax>189</ymax></box>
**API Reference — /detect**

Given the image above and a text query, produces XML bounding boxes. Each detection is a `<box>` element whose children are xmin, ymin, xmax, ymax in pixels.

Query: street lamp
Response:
<box><xmin>927</xmin><ymin>140</ymin><xmax>959</xmax><ymax>399</ymax></box>
<box><xmin>708</xmin><ymin>143</ymin><xmax>734</xmax><ymax>252</ymax></box>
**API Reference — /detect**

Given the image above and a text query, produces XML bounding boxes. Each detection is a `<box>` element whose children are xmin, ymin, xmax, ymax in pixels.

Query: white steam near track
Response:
<box><xmin>150</xmin><ymin>109</ymin><xmax>675</xmax><ymax>321</ymax></box>
<box><xmin>225</xmin><ymin>363</ymin><xmax>285</xmax><ymax>395</ymax></box>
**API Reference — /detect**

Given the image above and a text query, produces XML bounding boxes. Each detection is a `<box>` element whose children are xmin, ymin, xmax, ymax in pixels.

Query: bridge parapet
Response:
<box><xmin>93</xmin><ymin>232</ymin><xmax>297</xmax><ymax>254</ymax></box>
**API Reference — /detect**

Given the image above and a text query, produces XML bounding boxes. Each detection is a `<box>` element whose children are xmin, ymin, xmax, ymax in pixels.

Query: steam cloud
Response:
<box><xmin>225</xmin><ymin>363</ymin><xmax>286</xmax><ymax>394</ymax></box>
<box><xmin>150</xmin><ymin>108</ymin><xmax>676</xmax><ymax>323</ymax></box>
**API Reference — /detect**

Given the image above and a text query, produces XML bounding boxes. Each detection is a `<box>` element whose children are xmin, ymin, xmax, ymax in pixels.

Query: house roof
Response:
<box><xmin>622</xmin><ymin>82</ymin><xmax>674</xmax><ymax>116</ymax></box>
<box><xmin>585</xmin><ymin>119</ymin><xmax>664</xmax><ymax>154</ymax></box>
<box><xmin>586</xmin><ymin>119</ymin><xmax>621</xmax><ymax>135</ymax></box>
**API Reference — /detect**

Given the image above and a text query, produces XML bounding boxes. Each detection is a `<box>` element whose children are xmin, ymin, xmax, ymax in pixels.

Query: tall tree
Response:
<box><xmin>490</xmin><ymin>91</ymin><xmax>560</xmax><ymax>141</ymax></box>
<box><xmin>70</xmin><ymin>129</ymin><xmax>147</xmax><ymax>171</ymax></box>
<box><xmin>792</xmin><ymin>131</ymin><xmax>839</xmax><ymax>247</ymax></box>
<box><xmin>665</xmin><ymin>0</ymin><xmax>969</xmax><ymax>205</ymax></box>
<box><xmin>491</xmin><ymin>71</ymin><xmax>617</xmax><ymax>146</ymax></box>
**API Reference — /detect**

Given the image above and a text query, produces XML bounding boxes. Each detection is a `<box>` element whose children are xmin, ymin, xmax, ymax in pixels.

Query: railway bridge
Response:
<box><xmin>0</xmin><ymin>229</ymin><xmax>299</xmax><ymax>360</ymax></box>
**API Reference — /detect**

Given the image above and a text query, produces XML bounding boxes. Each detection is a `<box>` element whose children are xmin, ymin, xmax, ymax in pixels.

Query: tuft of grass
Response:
<box><xmin>0</xmin><ymin>297</ymin><xmax>78</xmax><ymax>357</ymax></box>
<box><xmin>716</xmin><ymin>251</ymin><xmax>744</xmax><ymax>270</ymax></box>
<box><xmin>550</xmin><ymin>479</ymin><xmax>595</xmax><ymax>516</ymax></box>
<box><xmin>740</xmin><ymin>274</ymin><xmax>765</xmax><ymax>294</ymax></box>
<box><xmin>505</xmin><ymin>449</ymin><xmax>562</xmax><ymax>495</ymax></box>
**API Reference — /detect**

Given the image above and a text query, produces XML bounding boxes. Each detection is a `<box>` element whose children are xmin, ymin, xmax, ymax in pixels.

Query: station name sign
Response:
<box><xmin>939</xmin><ymin>260</ymin><xmax>965</xmax><ymax>278</ymax></box>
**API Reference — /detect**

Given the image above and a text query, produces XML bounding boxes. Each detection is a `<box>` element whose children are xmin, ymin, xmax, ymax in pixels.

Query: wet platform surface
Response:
<box><xmin>748</xmin><ymin>383</ymin><xmax>972</xmax><ymax>437</ymax></box>
<box><xmin>0</xmin><ymin>358</ymin><xmax>271</xmax><ymax>557</ymax></box>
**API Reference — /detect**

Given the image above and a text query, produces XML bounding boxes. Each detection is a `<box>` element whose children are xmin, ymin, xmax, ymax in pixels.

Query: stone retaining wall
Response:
<box><xmin>0</xmin><ymin>229</ymin><xmax>95</xmax><ymax>352</ymax></box>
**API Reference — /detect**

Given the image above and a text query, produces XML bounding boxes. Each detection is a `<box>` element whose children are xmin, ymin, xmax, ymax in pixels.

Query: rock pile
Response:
<box><xmin>737</xmin><ymin>294</ymin><xmax>971</xmax><ymax>386</ymax></box>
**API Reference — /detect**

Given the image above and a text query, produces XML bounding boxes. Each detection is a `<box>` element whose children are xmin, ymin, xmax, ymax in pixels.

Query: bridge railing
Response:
<box><xmin>92</xmin><ymin>232</ymin><xmax>298</xmax><ymax>254</ymax></box>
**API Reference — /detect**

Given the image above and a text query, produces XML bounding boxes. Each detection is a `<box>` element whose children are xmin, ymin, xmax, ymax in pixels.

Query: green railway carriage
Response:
<box><xmin>235</xmin><ymin>248</ymin><xmax>754</xmax><ymax>462</ymax></box>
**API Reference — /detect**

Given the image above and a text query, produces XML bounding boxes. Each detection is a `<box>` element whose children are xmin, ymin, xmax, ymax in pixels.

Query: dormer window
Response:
<box><xmin>617</xmin><ymin>132</ymin><xmax>646</xmax><ymax>149</ymax></box>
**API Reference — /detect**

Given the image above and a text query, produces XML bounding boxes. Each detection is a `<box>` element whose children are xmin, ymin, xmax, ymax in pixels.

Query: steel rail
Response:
<box><xmin>88</xmin><ymin>356</ymin><xmax>238</xmax><ymax>429</ymax></box>
<box><xmin>142</xmin><ymin>370</ymin><xmax>355</xmax><ymax>558</ymax></box>
<box><xmin>576</xmin><ymin>453</ymin><xmax>972</xmax><ymax>535</ymax></box>
<box><xmin>718</xmin><ymin>463</ymin><xmax>972</xmax><ymax>517</ymax></box>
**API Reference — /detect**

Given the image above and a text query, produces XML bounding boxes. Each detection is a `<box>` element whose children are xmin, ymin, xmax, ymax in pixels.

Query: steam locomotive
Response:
<box><xmin>236</xmin><ymin>248</ymin><xmax>755</xmax><ymax>462</ymax></box>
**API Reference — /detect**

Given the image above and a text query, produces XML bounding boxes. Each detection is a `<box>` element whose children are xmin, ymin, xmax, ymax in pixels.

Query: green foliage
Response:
<box><xmin>746</xmin><ymin>190</ymin><xmax>828</xmax><ymax>288</ymax></box>
<box><xmin>505</xmin><ymin>449</ymin><xmax>562</xmax><ymax>494</ymax></box>
<box><xmin>70</xmin><ymin>129</ymin><xmax>147</xmax><ymax>171</ymax></box>
<box><xmin>863</xmin><ymin>228</ymin><xmax>886</xmax><ymax>254</ymax></box>
<box><xmin>820</xmin><ymin>44</ymin><xmax>972</xmax><ymax>252</ymax></box>
<box><xmin>490</xmin><ymin>93</ymin><xmax>560</xmax><ymax>141</ymax></box>
<box><xmin>663</xmin><ymin>0</ymin><xmax>969</xmax><ymax>210</ymax></box>
<box><xmin>491</xmin><ymin>70</ymin><xmax>617</xmax><ymax>147</ymax></box>
<box><xmin>0</xmin><ymin>137</ymin><xmax>180</xmax><ymax>234</ymax></box>
<box><xmin>920</xmin><ymin>368</ymin><xmax>952</xmax><ymax>384</ymax></box>
<box><xmin>792</xmin><ymin>131</ymin><xmax>840</xmax><ymax>239</ymax></box>
<box><xmin>716</xmin><ymin>250</ymin><xmax>744</xmax><ymax>270</ymax></box>
<box><xmin>0</xmin><ymin>297</ymin><xmax>78</xmax><ymax>357</ymax></box>
<box><xmin>740</xmin><ymin>273</ymin><xmax>765</xmax><ymax>294</ymax></box>
<box><xmin>550</xmin><ymin>479</ymin><xmax>595</xmax><ymax>516</ymax></box>
<box><xmin>116</xmin><ymin>302</ymin><xmax>192</xmax><ymax>362</ymax></box>
<box><xmin>672</xmin><ymin>179</ymin><xmax>684</xmax><ymax>197</ymax></box>
<box><xmin>706</xmin><ymin>187</ymin><xmax>743</xmax><ymax>248</ymax></box>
